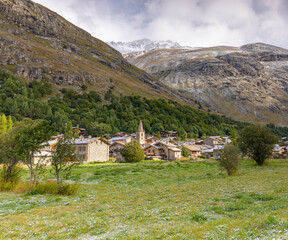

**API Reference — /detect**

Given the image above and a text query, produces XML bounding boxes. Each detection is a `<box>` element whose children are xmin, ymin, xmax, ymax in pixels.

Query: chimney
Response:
<box><xmin>88</xmin><ymin>135</ymin><xmax>92</xmax><ymax>139</ymax></box>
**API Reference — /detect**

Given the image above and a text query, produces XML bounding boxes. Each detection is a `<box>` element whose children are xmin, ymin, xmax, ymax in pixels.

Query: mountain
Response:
<box><xmin>107</xmin><ymin>39</ymin><xmax>184</xmax><ymax>54</ymax></box>
<box><xmin>0</xmin><ymin>0</ymin><xmax>196</xmax><ymax>104</ymax></box>
<box><xmin>127</xmin><ymin>43</ymin><xmax>288</xmax><ymax>125</ymax></box>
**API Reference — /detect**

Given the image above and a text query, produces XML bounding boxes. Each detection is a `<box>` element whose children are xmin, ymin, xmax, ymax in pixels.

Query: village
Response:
<box><xmin>34</xmin><ymin>120</ymin><xmax>288</xmax><ymax>164</ymax></box>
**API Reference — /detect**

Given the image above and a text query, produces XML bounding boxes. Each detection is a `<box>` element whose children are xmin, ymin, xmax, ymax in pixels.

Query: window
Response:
<box><xmin>79</xmin><ymin>147</ymin><xmax>82</xmax><ymax>151</ymax></box>
<box><xmin>83</xmin><ymin>146</ymin><xmax>86</xmax><ymax>151</ymax></box>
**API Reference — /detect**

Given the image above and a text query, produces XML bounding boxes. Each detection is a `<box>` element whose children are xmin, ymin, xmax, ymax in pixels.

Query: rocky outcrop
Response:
<box><xmin>128</xmin><ymin>44</ymin><xmax>288</xmax><ymax>125</ymax></box>
<box><xmin>0</xmin><ymin>0</ymin><xmax>197</xmax><ymax>104</ymax></box>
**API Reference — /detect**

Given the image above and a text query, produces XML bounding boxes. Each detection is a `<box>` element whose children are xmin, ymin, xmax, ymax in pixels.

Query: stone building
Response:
<box><xmin>75</xmin><ymin>136</ymin><xmax>110</xmax><ymax>162</ymax></box>
<box><xmin>144</xmin><ymin>141</ymin><xmax>181</xmax><ymax>160</ymax></box>
<box><xmin>109</xmin><ymin>141</ymin><xmax>126</xmax><ymax>161</ymax></box>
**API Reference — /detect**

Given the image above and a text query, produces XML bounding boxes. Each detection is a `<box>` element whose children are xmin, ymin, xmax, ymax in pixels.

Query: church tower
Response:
<box><xmin>136</xmin><ymin>120</ymin><xmax>145</xmax><ymax>146</ymax></box>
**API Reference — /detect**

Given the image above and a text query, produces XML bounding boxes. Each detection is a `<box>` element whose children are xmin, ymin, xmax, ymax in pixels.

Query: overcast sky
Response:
<box><xmin>33</xmin><ymin>0</ymin><xmax>288</xmax><ymax>48</ymax></box>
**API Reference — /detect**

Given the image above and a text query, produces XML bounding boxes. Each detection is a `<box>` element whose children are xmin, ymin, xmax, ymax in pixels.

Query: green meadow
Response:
<box><xmin>1</xmin><ymin>159</ymin><xmax>288</xmax><ymax>239</ymax></box>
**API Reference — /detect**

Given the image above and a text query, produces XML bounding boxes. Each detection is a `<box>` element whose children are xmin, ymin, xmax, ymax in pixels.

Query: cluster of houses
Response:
<box><xmin>35</xmin><ymin>120</ymin><xmax>234</xmax><ymax>164</ymax></box>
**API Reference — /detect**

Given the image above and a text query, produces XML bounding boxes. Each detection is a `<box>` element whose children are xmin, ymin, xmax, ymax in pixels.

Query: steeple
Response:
<box><xmin>136</xmin><ymin>120</ymin><xmax>145</xmax><ymax>146</ymax></box>
<box><xmin>138</xmin><ymin>120</ymin><xmax>144</xmax><ymax>132</ymax></box>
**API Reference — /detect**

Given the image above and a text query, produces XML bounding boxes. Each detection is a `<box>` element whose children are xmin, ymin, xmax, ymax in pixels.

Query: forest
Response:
<box><xmin>0</xmin><ymin>70</ymin><xmax>287</xmax><ymax>138</ymax></box>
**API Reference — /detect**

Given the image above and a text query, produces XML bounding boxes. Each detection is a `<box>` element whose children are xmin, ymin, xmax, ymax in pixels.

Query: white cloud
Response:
<box><xmin>33</xmin><ymin>0</ymin><xmax>288</xmax><ymax>48</ymax></box>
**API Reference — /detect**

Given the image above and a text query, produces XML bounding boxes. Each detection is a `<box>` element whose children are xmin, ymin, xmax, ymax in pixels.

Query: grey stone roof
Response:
<box><xmin>74</xmin><ymin>137</ymin><xmax>99</xmax><ymax>145</ymax></box>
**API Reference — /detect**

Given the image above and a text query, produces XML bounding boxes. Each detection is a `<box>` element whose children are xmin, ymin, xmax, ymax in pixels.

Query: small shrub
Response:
<box><xmin>13</xmin><ymin>182</ymin><xmax>32</xmax><ymax>194</ymax></box>
<box><xmin>0</xmin><ymin>165</ymin><xmax>22</xmax><ymax>191</ymax></box>
<box><xmin>14</xmin><ymin>181</ymin><xmax>79</xmax><ymax>196</ymax></box>
<box><xmin>220</xmin><ymin>145</ymin><xmax>241</xmax><ymax>176</ymax></box>
<box><xmin>190</xmin><ymin>213</ymin><xmax>208</xmax><ymax>222</ymax></box>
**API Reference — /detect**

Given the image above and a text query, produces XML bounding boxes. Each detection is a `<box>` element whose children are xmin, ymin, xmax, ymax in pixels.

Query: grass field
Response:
<box><xmin>0</xmin><ymin>159</ymin><xmax>288</xmax><ymax>239</ymax></box>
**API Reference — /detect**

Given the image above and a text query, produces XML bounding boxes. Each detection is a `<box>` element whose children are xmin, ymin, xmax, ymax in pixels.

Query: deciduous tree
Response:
<box><xmin>238</xmin><ymin>125</ymin><xmax>278</xmax><ymax>166</ymax></box>
<box><xmin>122</xmin><ymin>141</ymin><xmax>144</xmax><ymax>163</ymax></box>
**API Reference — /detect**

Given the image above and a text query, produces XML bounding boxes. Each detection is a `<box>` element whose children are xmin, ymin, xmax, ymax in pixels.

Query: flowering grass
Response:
<box><xmin>0</xmin><ymin>159</ymin><xmax>287</xmax><ymax>239</ymax></box>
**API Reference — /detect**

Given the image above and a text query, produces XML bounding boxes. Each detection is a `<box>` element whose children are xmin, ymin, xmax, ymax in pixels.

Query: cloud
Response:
<box><xmin>33</xmin><ymin>0</ymin><xmax>288</xmax><ymax>48</ymax></box>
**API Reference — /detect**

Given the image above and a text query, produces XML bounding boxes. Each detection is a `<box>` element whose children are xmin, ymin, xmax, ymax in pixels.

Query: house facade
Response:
<box><xmin>75</xmin><ymin>136</ymin><xmax>110</xmax><ymax>162</ymax></box>
<box><xmin>144</xmin><ymin>141</ymin><xmax>181</xmax><ymax>160</ymax></box>
<box><xmin>109</xmin><ymin>141</ymin><xmax>126</xmax><ymax>161</ymax></box>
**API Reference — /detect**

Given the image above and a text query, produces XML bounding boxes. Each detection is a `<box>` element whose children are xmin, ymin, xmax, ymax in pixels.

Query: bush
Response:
<box><xmin>182</xmin><ymin>146</ymin><xmax>191</xmax><ymax>157</ymax></box>
<box><xmin>13</xmin><ymin>181</ymin><xmax>79</xmax><ymax>195</ymax></box>
<box><xmin>122</xmin><ymin>141</ymin><xmax>144</xmax><ymax>162</ymax></box>
<box><xmin>220</xmin><ymin>145</ymin><xmax>241</xmax><ymax>176</ymax></box>
<box><xmin>0</xmin><ymin>165</ymin><xmax>22</xmax><ymax>191</ymax></box>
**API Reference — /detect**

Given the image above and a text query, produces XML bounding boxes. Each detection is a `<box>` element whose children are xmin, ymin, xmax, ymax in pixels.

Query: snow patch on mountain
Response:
<box><xmin>107</xmin><ymin>39</ymin><xmax>190</xmax><ymax>54</ymax></box>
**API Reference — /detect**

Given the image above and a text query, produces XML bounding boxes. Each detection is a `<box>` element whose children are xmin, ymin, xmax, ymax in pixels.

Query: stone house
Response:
<box><xmin>183</xmin><ymin>144</ymin><xmax>203</xmax><ymax>157</ymax></box>
<box><xmin>145</xmin><ymin>136</ymin><xmax>159</xmax><ymax>146</ymax></box>
<box><xmin>75</xmin><ymin>136</ymin><xmax>110</xmax><ymax>162</ymax></box>
<box><xmin>109</xmin><ymin>141</ymin><xmax>126</xmax><ymax>161</ymax></box>
<box><xmin>108</xmin><ymin>135</ymin><xmax>132</xmax><ymax>145</ymax></box>
<box><xmin>144</xmin><ymin>141</ymin><xmax>181</xmax><ymax>160</ymax></box>
<box><xmin>204</xmin><ymin>137</ymin><xmax>224</xmax><ymax>147</ymax></box>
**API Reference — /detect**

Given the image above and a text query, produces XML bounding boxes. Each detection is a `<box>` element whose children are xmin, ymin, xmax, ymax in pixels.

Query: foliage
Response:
<box><xmin>16</xmin><ymin>118</ymin><xmax>56</xmax><ymax>184</ymax></box>
<box><xmin>13</xmin><ymin>181</ymin><xmax>79</xmax><ymax>195</ymax></box>
<box><xmin>220</xmin><ymin>144</ymin><xmax>242</xmax><ymax>176</ymax></box>
<box><xmin>0</xmin><ymin>120</ymin><xmax>22</xmax><ymax>183</ymax></box>
<box><xmin>122</xmin><ymin>141</ymin><xmax>144</xmax><ymax>162</ymax></box>
<box><xmin>0</xmin><ymin>70</ymin><xmax>250</xmax><ymax>138</ymax></box>
<box><xmin>0</xmin><ymin>165</ymin><xmax>22</xmax><ymax>191</ymax></box>
<box><xmin>182</xmin><ymin>146</ymin><xmax>191</xmax><ymax>157</ymax></box>
<box><xmin>50</xmin><ymin>136</ymin><xmax>81</xmax><ymax>185</ymax></box>
<box><xmin>238</xmin><ymin>125</ymin><xmax>279</xmax><ymax>166</ymax></box>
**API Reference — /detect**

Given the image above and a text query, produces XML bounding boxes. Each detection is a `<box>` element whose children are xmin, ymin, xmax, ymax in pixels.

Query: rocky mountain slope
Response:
<box><xmin>127</xmin><ymin>43</ymin><xmax>288</xmax><ymax>125</ymax></box>
<box><xmin>0</xmin><ymin>0</ymin><xmax>196</xmax><ymax>104</ymax></box>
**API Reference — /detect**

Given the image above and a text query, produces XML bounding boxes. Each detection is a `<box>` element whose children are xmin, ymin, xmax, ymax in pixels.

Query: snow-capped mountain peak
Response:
<box><xmin>107</xmin><ymin>39</ymin><xmax>182</xmax><ymax>54</ymax></box>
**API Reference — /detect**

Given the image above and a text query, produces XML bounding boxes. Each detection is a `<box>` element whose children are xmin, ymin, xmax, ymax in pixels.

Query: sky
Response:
<box><xmin>33</xmin><ymin>0</ymin><xmax>288</xmax><ymax>48</ymax></box>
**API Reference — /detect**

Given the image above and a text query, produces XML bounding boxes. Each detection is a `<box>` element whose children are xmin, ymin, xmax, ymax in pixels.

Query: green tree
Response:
<box><xmin>122</xmin><ymin>141</ymin><xmax>144</xmax><ymax>163</ymax></box>
<box><xmin>182</xmin><ymin>146</ymin><xmax>191</xmax><ymax>158</ymax></box>
<box><xmin>178</xmin><ymin>128</ymin><xmax>187</xmax><ymax>141</ymax></box>
<box><xmin>238</xmin><ymin>125</ymin><xmax>278</xmax><ymax>166</ymax></box>
<box><xmin>0</xmin><ymin>114</ymin><xmax>7</xmax><ymax>134</ymax></box>
<box><xmin>7</xmin><ymin>115</ymin><xmax>13</xmax><ymax>130</ymax></box>
<box><xmin>16</xmin><ymin>119</ymin><xmax>56</xmax><ymax>184</ymax></box>
<box><xmin>220</xmin><ymin>144</ymin><xmax>241</xmax><ymax>176</ymax></box>
<box><xmin>50</xmin><ymin>136</ymin><xmax>81</xmax><ymax>185</ymax></box>
<box><xmin>87</xmin><ymin>122</ymin><xmax>112</xmax><ymax>137</ymax></box>
<box><xmin>0</xmin><ymin>122</ymin><xmax>24</xmax><ymax>185</ymax></box>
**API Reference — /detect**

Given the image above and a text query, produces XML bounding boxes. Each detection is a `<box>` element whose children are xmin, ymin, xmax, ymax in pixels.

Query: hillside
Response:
<box><xmin>127</xmin><ymin>43</ymin><xmax>288</xmax><ymax>125</ymax></box>
<box><xmin>0</xmin><ymin>0</ymin><xmax>195</xmax><ymax>104</ymax></box>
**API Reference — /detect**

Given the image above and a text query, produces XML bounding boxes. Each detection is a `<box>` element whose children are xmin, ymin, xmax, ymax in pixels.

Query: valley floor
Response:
<box><xmin>1</xmin><ymin>159</ymin><xmax>288</xmax><ymax>239</ymax></box>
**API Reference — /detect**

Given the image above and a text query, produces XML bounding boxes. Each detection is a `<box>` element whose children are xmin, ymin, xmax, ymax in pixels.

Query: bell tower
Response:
<box><xmin>136</xmin><ymin>120</ymin><xmax>145</xmax><ymax>146</ymax></box>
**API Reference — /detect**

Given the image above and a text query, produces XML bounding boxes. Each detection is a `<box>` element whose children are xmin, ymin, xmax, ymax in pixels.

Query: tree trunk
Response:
<box><xmin>30</xmin><ymin>169</ymin><xmax>34</xmax><ymax>185</ymax></box>
<box><xmin>56</xmin><ymin>172</ymin><xmax>60</xmax><ymax>186</ymax></box>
